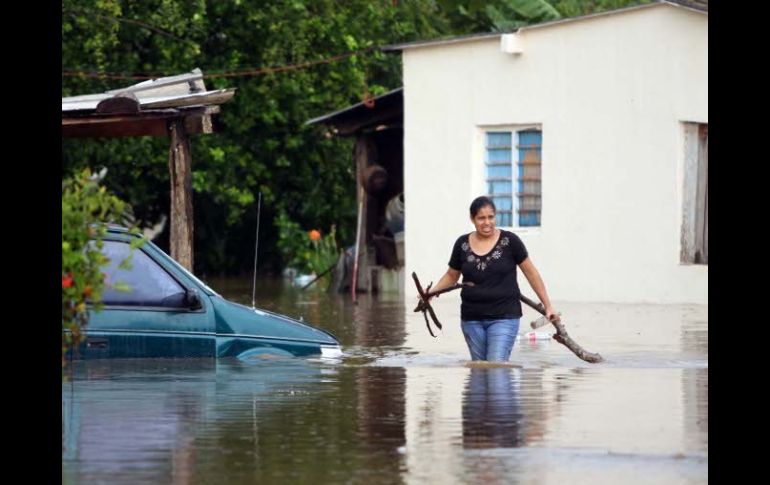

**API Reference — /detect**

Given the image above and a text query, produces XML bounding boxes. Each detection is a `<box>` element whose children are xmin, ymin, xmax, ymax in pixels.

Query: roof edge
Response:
<box><xmin>306</xmin><ymin>87</ymin><xmax>403</xmax><ymax>126</ymax></box>
<box><xmin>381</xmin><ymin>1</ymin><xmax>706</xmax><ymax>52</ymax></box>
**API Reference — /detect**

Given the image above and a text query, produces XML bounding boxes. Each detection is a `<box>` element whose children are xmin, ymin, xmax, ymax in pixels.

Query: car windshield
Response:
<box><xmin>144</xmin><ymin>239</ymin><xmax>220</xmax><ymax>297</ymax></box>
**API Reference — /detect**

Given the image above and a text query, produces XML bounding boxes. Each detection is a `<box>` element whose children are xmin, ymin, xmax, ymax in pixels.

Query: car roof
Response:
<box><xmin>106</xmin><ymin>224</ymin><xmax>129</xmax><ymax>233</ymax></box>
<box><xmin>103</xmin><ymin>224</ymin><xmax>143</xmax><ymax>237</ymax></box>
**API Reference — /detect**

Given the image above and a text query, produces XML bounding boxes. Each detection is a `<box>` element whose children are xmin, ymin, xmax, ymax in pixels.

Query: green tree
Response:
<box><xmin>551</xmin><ymin>0</ymin><xmax>653</xmax><ymax>18</ymax></box>
<box><xmin>62</xmin><ymin>0</ymin><xmax>649</xmax><ymax>276</ymax></box>
<box><xmin>436</xmin><ymin>0</ymin><xmax>561</xmax><ymax>33</ymax></box>
<box><xmin>62</xmin><ymin>0</ymin><xmax>445</xmax><ymax>276</ymax></box>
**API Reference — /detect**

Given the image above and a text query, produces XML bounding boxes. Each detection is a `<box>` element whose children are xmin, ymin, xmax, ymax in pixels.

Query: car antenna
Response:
<box><xmin>251</xmin><ymin>191</ymin><xmax>262</xmax><ymax>309</ymax></box>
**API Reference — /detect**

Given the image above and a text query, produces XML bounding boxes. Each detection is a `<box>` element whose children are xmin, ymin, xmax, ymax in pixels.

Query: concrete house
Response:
<box><xmin>385</xmin><ymin>1</ymin><xmax>707</xmax><ymax>303</ymax></box>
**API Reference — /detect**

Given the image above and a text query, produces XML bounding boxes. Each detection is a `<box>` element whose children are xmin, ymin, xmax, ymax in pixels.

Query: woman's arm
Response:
<box><xmin>424</xmin><ymin>267</ymin><xmax>461</xmax><ymax>301</ymax></box>
<box><xmin>518</xmin><ymin>257</ymin><xmax>561</xmax><ymax>323</ymax></box>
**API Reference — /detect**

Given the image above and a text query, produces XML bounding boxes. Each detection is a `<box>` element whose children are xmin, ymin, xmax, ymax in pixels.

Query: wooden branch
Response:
<box><xmin>412</xmin><ymin>282</ymin><xmax>473</xmax><ymax>313</ymax></box>
<box><xmin>426</xmin><ymin>282</ymin><xmax>473</xmax><ymax>298</ymax></box>
<box><xmin>411</xmin><ymin>272</ymin><xmax>443</xmax><ymax>337</ymax></box>
<box><xmin>520</xmin><ymin>294</ymin><xmax>604</xmax><ymax>363</ymax></box>
<box><xmin>412</xmin><ymin>273</ymin><xmax>441</xmax><ymax>327</ymax></box>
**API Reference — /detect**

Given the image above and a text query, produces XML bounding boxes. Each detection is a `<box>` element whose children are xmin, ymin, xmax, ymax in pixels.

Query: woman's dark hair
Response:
<box><xmin>469</xmin><ymin>196</ymin><xmax>496</xmax><ymax>217</ymax></box>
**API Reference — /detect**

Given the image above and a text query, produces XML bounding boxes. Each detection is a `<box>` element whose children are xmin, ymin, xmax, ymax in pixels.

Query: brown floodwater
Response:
<box><xmin>62</xmin><ymin>277</ymin><xmax>707</xmax><ymax>484</ymax></box>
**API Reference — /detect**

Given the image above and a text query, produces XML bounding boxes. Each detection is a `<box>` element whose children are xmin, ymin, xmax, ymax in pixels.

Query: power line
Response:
<box><xmin>62</xmin><ymin>46</ymin><xmax>378</xmax><ymax>81</ymax></box>
<box><xmin>62</xmin><ymin>8</ymin><xmax>202</xmax><ymax>46</ymax></box>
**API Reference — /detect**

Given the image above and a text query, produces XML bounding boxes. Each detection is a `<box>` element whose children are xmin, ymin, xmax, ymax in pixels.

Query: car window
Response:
<box><xmin>100</xmin><ymin>240</ymin><xmax>187</xmax><ymax>307</ymax></box>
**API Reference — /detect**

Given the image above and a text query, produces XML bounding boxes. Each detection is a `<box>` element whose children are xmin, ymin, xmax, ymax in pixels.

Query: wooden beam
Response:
<box><xmin>95</xmin><ymin>92</ymin><xmax>140</xmax><ymax>114</ymax></box>
<box><xmin>335</xmin><ymin>105</ymin><xmax>403</xmax><ymax>136</ymax></box>
<box><xmin>168</xmin><ymin>119</ymin><xmax>194</xmax><ymax>271</ymax></box>
<box><xmin>61</xmin><ymin>107</ymin><xmax>220</xmax><ymax>138</ymax></box>
<box><xmin>62</xmin><ymin>114</ymin><xmax>174</xmax><ymax>137</ymax></box>
<box><xmin>184</xmin><ymin>114</ymin><xmax>213</xmax><ymax>135</ymax></box>
<box><xmin>184</xmin><ymin>105</ymin><xmax>220</xmax><ymax>134</ymax></box>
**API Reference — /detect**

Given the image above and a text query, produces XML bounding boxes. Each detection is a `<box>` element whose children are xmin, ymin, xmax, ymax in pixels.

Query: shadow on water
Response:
<box><xmin>63</xmin><ymin>277</ymin><xmax>707</xmax><ymax>484</ymax></box>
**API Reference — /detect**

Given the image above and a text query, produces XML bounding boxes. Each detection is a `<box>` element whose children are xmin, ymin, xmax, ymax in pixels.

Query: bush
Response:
<box><xmin>275</xmin><ymin>211</ymin><xmax>340</xmax><ymax>288</ymax></box>
<box><xmin>307</xmin><ymin>225</ymin><xmax>340</xmax><ymax>288</ymax></box>
<box><xmin>62</xmin><ymin>168</ymin><xmax>143</xmax><ymax>367</ymax></box>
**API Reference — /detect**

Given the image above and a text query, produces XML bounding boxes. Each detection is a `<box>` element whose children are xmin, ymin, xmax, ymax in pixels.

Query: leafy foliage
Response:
<box><xmin>61</xmin><ymin>168</ymin><xmax>144</xmax><ymax>367</ymax></box>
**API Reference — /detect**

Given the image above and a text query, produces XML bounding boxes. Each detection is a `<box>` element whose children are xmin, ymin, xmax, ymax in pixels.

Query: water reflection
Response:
<box><xmin>462</xmin><ymin>367</ymin><xmax>523</xmax><ymax>449</ymax></box>
<box><xmin>352</xmin><ymin>296</ymin><xmax>407</xmax><ymax>349</ymax></box>
<box><xmin>681</xmin><ymin>317</ymin><xmax>708</xmax><ymax>453</ymax></box>
<box><xmin>62</xmin><ymin>358</ymin><xmax>413</xmax><ymax>484</ymax></box>
<box><xmin>62</xmin><ymin>359</ymin><xmax>217</xmax><ymax>484</ymax></box>
<box><xmin>355</xmin><ymin>366</ymin><xmax>407</xmax><ymax>478</ymax></box>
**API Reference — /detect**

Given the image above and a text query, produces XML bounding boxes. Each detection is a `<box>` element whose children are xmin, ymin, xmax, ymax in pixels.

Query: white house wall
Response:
<box><xmin>403</xmin><ymin>4</ymin><xmax>707</xmax><ymax>303</ymax></box>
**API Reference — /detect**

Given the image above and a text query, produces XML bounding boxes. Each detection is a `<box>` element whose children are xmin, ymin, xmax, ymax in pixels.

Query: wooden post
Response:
<box><xmin>353</xmin><ymin>134</ymin><xmax>379</xmax><ymax>292</ymax></box>
<box><xmin>168</xmin><ymin>118</ymin><xmax>194</xmax><ymax>271</ymax></box>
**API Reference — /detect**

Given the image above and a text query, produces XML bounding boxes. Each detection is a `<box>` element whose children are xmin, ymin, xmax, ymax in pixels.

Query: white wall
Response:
<box><xmin>403</xmin><ymin>4</ymin><xmax>707</xmax><ymax>304</ymax></box>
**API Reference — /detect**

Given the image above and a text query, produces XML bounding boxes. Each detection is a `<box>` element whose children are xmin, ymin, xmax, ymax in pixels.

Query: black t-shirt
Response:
<box><xmin>448</xmin><ymin>230</ymin><xmax>529</xmax><ymax>320</ymax></box>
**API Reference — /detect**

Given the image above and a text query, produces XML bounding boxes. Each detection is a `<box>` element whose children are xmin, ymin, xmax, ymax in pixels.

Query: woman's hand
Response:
<box><xmin>420</xmin><ymin>267</ymin><xmax>461</xmax><ymax>305</ymax></box>
<box><xmin>545</xmin><ymin>306</ymin><xmax>561</xmax><ymax>324</ymax></box>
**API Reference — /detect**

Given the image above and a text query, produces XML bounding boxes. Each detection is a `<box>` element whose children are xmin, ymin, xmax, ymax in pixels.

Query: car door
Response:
<box><xmin>83</xmin><ymin>239</ymin><xmax>216</xmax><ymax>358</ymax></box>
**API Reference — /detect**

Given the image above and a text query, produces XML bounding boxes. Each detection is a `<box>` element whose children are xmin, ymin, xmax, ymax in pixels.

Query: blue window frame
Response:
<box><xmin>485</xmin><ymin>129</ymin><xmax>541</xmax><ymax>227</ymax></box>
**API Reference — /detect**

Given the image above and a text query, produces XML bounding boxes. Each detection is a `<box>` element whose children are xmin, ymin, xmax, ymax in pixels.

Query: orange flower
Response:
<box><xmin>309</xmin><ymin>229</ymin><xmax>321</xmax><ymax>241</ymax></box>
<box><xmin>62</xmin><ymin>274</ymin><xmax>73</xmax><ymax>289</ymax></box>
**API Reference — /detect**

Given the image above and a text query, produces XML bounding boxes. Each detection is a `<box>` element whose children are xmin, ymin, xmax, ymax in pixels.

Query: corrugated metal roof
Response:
<box><xmin>306</xmin><ymin>88</ymin><xmax>403</xmax><ymax>136</ymax></box>
<box><xmin>306</xmin><ymin>88</ymin><xmax>403</xmax><ymax>126</ymax></box>
<box><xmin>381</xmin><ymin>1</ymin><xmax>706</xmax><ymax>52</ymax></box>
<box><xmin>62</xmin><ymin>68</ymin><xmax>235</xmax><ymax>114</ymax></box>
<box><xmin>62</xmin><ymin>89</ymin><xmax>236</xmax><ymax>113</ymax></box>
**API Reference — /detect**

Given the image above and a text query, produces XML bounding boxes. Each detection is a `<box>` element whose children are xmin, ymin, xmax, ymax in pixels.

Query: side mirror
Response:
<box><xmin>185</xmin><ymin>289</ymin><xmax>203</xmax><ymax>310</ymax></box>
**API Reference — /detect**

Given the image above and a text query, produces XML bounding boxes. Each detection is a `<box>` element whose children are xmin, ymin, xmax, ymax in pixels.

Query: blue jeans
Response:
<box><xmin>461</xmin><ymin>318</ymin><xmax>520</xmax><ymax>361</ymax></box>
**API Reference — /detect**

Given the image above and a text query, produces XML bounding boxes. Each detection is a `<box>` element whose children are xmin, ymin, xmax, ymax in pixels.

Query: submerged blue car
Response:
<box><xmin>71</xmin><ymin>227</ymin><xmax>341</xmax><ymax>360</ymax></box>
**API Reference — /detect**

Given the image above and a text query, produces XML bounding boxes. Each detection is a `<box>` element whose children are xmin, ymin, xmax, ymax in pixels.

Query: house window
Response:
<box><xmin>681</xmin><ymin>123</ymin><xmax>708</xmax><ymax>264</ymax></box>
<box><xmin>485</xmin><ymin>129</ymin><xmax>542</xmax><ymax>227</ymax></box>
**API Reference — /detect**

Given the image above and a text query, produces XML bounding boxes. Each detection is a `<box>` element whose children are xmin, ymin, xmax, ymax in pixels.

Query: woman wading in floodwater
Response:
<box><xmin>423</xmin><ymin>196</ymin><xmax>561</xmax><ymax>362</ymax></box>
